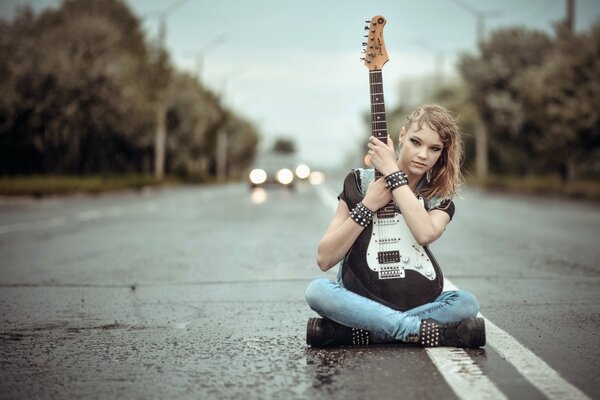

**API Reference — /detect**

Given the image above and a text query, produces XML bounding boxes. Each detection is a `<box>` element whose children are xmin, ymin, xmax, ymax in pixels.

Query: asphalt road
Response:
<box><xmin>0</xmin><ymin>177</ymin><xmax>598</xmax><ymax>399</ymax></box>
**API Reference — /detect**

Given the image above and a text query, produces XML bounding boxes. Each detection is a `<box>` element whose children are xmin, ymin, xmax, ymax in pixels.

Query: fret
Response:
<box><xmin>369</xmin><ymin>69</ymin><xmax>388</xmax><ymax>168</ymax></box>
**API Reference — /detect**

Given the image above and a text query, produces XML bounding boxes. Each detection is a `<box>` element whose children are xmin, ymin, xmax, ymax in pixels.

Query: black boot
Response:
<box><xmin>419</xmin><ymin>318</ymin><xmax>486</xmax><ymax>348</ymax></box>
<box><xmin>306</xmin><ymin>318</ymin><xmax>371</xmax><ymax>347</ymax></box>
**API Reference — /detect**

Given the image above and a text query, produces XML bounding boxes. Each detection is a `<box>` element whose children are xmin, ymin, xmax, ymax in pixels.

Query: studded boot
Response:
<box><xmin>306</xmin><ymin>317</ymin><xmax>371</xmax><ymax>347</ymax></box>
<box><xmin>419</xmin><ymin>317</ymin><xmax>486</xmax><ymax>348</ymax></box>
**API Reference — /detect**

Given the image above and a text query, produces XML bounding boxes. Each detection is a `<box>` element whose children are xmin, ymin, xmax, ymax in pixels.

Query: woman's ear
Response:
<box><xmin>399</xmin><ymin>127</ymin><xmax>406</xmax><ymax>144</ymax></box>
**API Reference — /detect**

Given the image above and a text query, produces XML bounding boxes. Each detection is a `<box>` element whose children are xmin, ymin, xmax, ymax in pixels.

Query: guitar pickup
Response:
<box><xmin>378</xmin><ymin>250</ymin><xmax>401</xmax><ymax>264</ymax></box>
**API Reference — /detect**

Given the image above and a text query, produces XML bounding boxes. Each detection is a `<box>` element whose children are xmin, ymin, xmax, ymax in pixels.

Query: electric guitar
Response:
<box><xmin>341</xmin><ymin>16</ymin><xmax>443</xmax><ymax>311</ymax></box>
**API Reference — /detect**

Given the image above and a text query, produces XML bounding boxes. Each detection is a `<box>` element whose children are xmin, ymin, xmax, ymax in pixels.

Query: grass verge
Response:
<box><xmin>0</xmin><ymin>175</ymin><xmax>184</xmax><ymax>197</ymax></box>
<box><xmin>466</xmin><ymin>175</ymin><xmax>600</xmax><ymax>202</ymax></box>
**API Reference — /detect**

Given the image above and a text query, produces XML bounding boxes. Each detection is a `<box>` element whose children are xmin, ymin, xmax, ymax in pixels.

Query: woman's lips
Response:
<box><xmin>412</xmin><ymin>161</ymin><xmax>427</xmax><ymax>168</ymax></box>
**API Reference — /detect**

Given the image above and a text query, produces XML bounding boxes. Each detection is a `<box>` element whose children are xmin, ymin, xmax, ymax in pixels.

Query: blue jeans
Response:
<box><xmin>305</xmin><ymin>278</ymin><xmax>480</xmax><ymax>343</ymax></box>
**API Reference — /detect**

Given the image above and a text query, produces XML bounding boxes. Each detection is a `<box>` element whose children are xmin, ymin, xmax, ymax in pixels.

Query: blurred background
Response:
<box><xmin>0</xmin><ymin>0</ymin><xmax>598</xmax><ymax>198</ymax></box>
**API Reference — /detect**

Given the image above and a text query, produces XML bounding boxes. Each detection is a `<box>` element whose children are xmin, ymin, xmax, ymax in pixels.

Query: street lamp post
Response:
<box><xmin>151</xmin><ymin>0</ymin><xmax>190</xmax><ymax>180</ymax></box>
<box><xmin>450</xmin><ymin>0</ymin><xmax>503</xmax><ymax>180</ymax></box>
<box><xmin>196</xmin><ymin>34</ymin><xmax>228</xmax><ymax>83</ymax></box>
<box><xmin>411</xmin><ymin>36</ymin><xmax>446</xmax><ymax>93</ymax></box>
<box><xmin>215</xmin><ymin>69</ymin><xmax>248</xmax><ymax>181</ymax></box>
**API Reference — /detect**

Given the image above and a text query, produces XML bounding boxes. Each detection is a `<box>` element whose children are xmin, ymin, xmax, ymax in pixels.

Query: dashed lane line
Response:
<box><xmin>0</xmin><ymin>216</ymin><xmax>66</xmax><ymax>234</ymax></box>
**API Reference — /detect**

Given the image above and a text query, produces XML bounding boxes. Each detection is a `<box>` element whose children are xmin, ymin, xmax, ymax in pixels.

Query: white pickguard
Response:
<box><xmin>366</xmin><ymin>210</ymin><xmax>437</xmax><ymax>280</ymax></box>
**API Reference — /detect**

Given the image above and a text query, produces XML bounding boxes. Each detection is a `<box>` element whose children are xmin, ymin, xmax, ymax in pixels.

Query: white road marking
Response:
<box><xmin>77</xmin><ymin>209</ymin><xmax>102</xmax><ymax>221</ymax></box>
<box><xmin>313</xmin><ymin>183</ymin><xmax>590</xmax><ymax>400</ymax></box>
<box><xmin>312</xmin><ymin>182</ymin><xmax>339</xmax><ymax>211</ymax></box>
<box><xmin>443</xmin><ymin>280</ymin><xmax>590</xmax><ymax>400</ymax></box>
<box><xmin>0</xmin><ymin>216</ymin><xmax>66</xmax><ymax>235</ymax></box>
<box><xmin>0</xmin><ymin>200</ymin><xmax>162</xmax><ymax>235</ymax></box>
<box><xmin>427</xmin><ymin>347</ymin><xmax>507</xmax><ymax>400</ymax></box>
<box><xmin>174</xmin><ymin>321</ymin><xmax>192</xmax><ymax>329</ymax></box>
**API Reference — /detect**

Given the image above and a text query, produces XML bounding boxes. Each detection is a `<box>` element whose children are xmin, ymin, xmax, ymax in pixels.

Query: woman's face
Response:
<box><xmin>398</xmin><ymin>123</ymin><xmax>444</xmax><ymax>177</ymax></box>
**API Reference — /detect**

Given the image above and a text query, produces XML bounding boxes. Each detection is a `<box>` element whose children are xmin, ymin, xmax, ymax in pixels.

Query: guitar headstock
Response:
<box><xmin>361</xmin><ymin>15</ymin><xmax>389</xmax><ymax>70</ymax></box>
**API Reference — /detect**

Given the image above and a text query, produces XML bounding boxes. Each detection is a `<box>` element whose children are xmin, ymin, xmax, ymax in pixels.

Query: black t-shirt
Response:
<box><xmin>337</xmin><ymin>170</ymin><xmax>455</xmax><ymax>220</ymax></box>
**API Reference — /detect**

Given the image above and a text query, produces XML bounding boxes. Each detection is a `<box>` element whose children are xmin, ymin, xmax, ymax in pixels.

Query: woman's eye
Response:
<box><xmin>431</xmin><ymin>147</ymin><xmax>442</xmax><ymax>152</ymax></box>
<box><xmin>410</xmin><ymin>139</ymin><xmax>420</xmax><ymax>145</ymax></box>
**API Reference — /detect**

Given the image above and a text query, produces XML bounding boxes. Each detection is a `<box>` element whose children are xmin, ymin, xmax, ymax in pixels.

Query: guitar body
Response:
<box><xmin>341</xmin><ymin>170</ymin><xmax>443</xmax><ymax>312</ymax></box>
<box><xmin>341</xmin><ymin>15</ymin><xmax>443</xmax><ymax>311</ymax></box>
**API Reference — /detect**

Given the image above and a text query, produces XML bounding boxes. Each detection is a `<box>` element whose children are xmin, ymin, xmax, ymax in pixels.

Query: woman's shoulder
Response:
<box><xmin>342</xmin><ymin>168</ymin><xmax>375</xmax><ymax>193</ymax></box>
<box><xmin>426</xmin><ymin>196</ymin><xmax>456</xmax><ymax>220</ymax></box>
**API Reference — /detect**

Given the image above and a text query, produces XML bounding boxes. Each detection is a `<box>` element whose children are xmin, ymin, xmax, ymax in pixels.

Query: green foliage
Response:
<box><xmin>459</xmin><ymin>27</ymin><xmax>554</xmax><ymax>175</ymax></box>
<box><xmin>0</xmin><ymin>174</ymin><xmax>178</xmax><ymax>196</ymax></box>
<box><xmin>0</xmin><ymin>0</ymin><xmax>258</xmax><ymax>181</ymax></box>
<box><xmin>520</xmin><ymin>23</ymin><xmax>600</xmax><ymax>180</ymax></box>
<box><xmin>0</xmin><ymin>0</ymin><xmax>157</xmax><ymax>175</ymax></box>
<box><xmin>458</xmin><ymin>24</ymin><xmax>600</xmax><ymax>181</ymax></box>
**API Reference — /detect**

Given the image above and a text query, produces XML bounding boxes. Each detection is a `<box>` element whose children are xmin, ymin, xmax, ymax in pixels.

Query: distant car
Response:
<box><xmin>248</xmin><ymin>153</ymin><xmax>297</xmax><ymax>190</ymax></box>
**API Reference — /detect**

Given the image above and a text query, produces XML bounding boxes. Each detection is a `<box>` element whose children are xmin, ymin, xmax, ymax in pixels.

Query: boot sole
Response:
<box><xmin>306</xmin><ymin>317</ymin><xmax>320</xmax><ymax>346</ymax></box>
<box><xmin>470</xmin><ymin>317</ymin><xmax>486</xmax><ymax>348</ymax></box>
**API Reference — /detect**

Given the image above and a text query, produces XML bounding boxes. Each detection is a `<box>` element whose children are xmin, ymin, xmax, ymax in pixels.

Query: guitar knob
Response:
<box><xmin>401</xmin><ymin>256</ymin><xmax>409</xmax><ymax>263</ymax></box>
<box><xmin>415</xmin><ymin>262</ymin><xmax>423</xmax><ymax>269</ymax></box>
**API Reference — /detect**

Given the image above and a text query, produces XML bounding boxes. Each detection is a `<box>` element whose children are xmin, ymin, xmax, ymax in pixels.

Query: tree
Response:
<box><xmin>0</xmin><ymin>0</ymin><xmax>163</xmax><ymax>175</ymax></box>
<box><xmin>520</xmin><ymin>23</ymin><xmax>600</xmax><ymax>181</ymax></box>
<box><xmin>458</xmin><ymin>28</ymin><xmax>554</xmax><ymax>175</ymax></box>
<box><xmin>164</xmin><ymin>72</ymin><xmax>223</xmax><ymax>178</ymax></box>
<box><xmin>0</xmin><ymin>0</ymin><xmax>258</xmax><ymax>179</ymax></box>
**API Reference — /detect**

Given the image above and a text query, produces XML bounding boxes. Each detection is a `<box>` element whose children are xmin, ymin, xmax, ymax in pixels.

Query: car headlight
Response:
<box><xmin>249</xmin><ymin>168</ymin><xmax>267</xmax><ymax>184</ymax></box>
<box><xmin>276</xmin><ymin>168</ymin><xmax>294</xmax><ymax>185</ymax></box>
<box><xmin>308</xmin><ymin>171</ymin><xmax>326</xmax><ymax>185</ymax></box>
<box><xmin>295</xmin><ymin>164</ymin><xmax>310</xmax><ymax>179</ymax></box>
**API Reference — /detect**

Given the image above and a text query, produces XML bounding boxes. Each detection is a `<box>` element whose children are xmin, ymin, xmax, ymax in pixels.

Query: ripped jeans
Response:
<box><xmin>304</xmin><ymin>277</ymin><xmax>480</xmax><ymax>343</ymax></box>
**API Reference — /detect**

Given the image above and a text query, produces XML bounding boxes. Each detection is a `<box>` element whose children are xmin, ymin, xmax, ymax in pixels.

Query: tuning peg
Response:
<box><xmin>364</xmin><ymin>26</ymin><xmax>369</xmax><ymax>30</ymax></box>
<box><xmin>365</xmin><ymin>20</ymin><xmax>371</xmax><ymax>24</ymax></box>
<box><xmin>361</xmin><ymin>49</ymin><xmax>366</xmax><ymax>53</ymax></box>
<box><xmin>360</xmin><ymin>57</ymin><xmax>365</xmax><ymax>61</ymax></box>
<box><xmin>362</xmin><ymin>42</ymin><xmax>367</xmax><ymax>46</ymax></box>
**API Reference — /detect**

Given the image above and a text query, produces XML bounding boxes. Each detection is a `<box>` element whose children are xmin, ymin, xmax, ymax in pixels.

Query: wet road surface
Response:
<box><xmin>0</xmin><ymin>178</ymin><xmax>598</xmax><ymax>399</ymax></box>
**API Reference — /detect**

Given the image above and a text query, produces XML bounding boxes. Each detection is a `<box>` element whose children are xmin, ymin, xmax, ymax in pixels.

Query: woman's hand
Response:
<box><xmin>367</xmin><ymin>136</ymin><xmax>398</xmax><ymax>176</ymax></box>
<box><xmin>362</xmin><ymin>177</ymin><xmax>392</xmax><ymax>211</ymax></box>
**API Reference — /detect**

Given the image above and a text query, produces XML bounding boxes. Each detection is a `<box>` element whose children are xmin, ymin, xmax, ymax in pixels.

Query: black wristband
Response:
<box><xmin>384</xmin><ymin>170</ymin><xmax>409</xmax><ymax>191</ymax></box>
<box><xmin>349</xmin><ymin>202</ymin><xmax>374</xmax><ymax>227</ymax></box>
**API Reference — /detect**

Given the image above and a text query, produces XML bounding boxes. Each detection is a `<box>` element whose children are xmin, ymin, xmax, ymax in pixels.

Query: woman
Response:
<box><xmin>305</xmin><ymin>104</ymin><xmax>485</xmax><ymax>348</ymax></box>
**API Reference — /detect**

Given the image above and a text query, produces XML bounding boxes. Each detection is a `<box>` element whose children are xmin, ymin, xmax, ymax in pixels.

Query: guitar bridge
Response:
<box><xmin>378</xmin><ymin>266</ymin><xmax>405</xmax><ymax>279</ymax></box>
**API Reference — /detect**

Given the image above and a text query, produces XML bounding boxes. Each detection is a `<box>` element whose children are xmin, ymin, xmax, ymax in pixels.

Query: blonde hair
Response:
<box><xmin>402</xmin><ymin>104</ymin><xmax>464</xmax><ymax>200</ymax></box>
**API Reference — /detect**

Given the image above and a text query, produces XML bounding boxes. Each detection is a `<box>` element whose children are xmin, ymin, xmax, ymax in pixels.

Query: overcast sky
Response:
<box><xmin>3</xmin><ymin>0</ymin><xmax>600</xmax><ymax>168</ymax></box>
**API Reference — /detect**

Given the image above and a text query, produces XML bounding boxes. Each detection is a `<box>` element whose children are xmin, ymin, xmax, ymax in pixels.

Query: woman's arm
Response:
<box><xmin>316</xmin><ymin>200</ymin><xmax>362</xmax><ymax>271</ymax></box>
<box><xmin>317</xmin><ymin>179</ymin><xmax>393</xmax><ymax>271</ymax></box>
<box><xmin>388</xmin><ymin>187</ymin><xmax>450</xmax><ymax>245</ymax></box>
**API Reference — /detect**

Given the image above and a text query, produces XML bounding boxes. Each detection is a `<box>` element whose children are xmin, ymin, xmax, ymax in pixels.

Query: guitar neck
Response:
<box><xmin>369</xmin><ymin>69</ymin><xmax>388</xmax><ymax>180</ymax></box>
